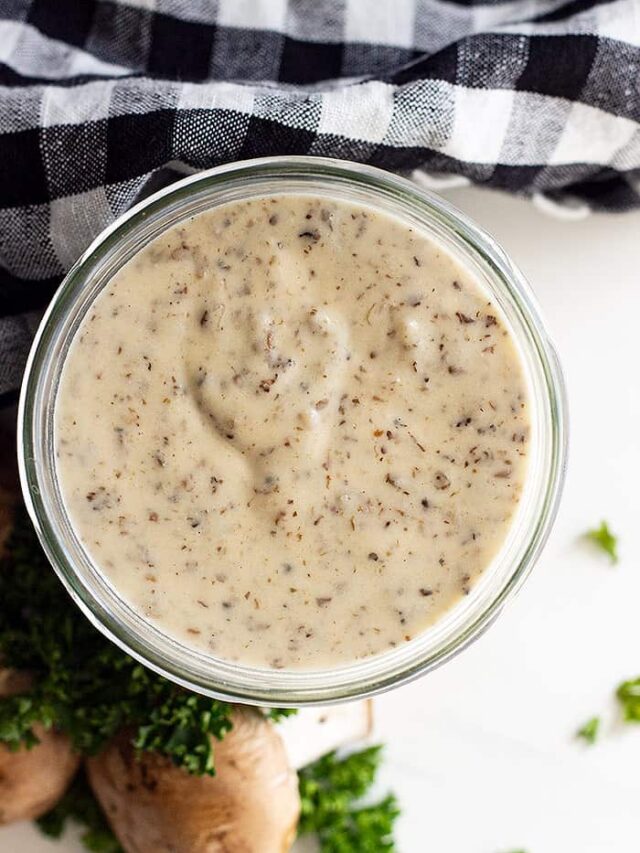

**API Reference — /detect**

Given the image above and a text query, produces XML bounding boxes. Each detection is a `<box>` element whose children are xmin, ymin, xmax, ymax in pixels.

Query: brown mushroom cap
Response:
<box><xmin>87</xmin><ymin>706</ymin><xmax>301</xmax><ymax>853</ymax></box>
<box><xmin>0</xmin><ymin>670</ymin><xmax>81</xmax><ymax>825</ymax></box>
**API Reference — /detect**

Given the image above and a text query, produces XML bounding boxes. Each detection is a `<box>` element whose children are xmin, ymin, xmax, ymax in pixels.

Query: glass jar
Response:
<box><xmin>18</xmin><ymin>157</ymin><xmax>567</xmax><ymax>706</ymax></box>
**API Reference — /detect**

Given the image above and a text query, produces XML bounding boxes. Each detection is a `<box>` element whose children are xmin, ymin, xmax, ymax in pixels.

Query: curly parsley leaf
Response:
<box><xmin>37</xmin><ymin>770</ymin><xmax>122</xmax><ymax>852</ymax></box>
<box><xmin>576</xmin><ymin>716</ymin><xmax>600</xmax><ymax>745</ymax></box>
<box><xmin>0</xmin><ymin>510</ymin><xmax>290</xmax><ymax>774</ymax></box>
<box><xmin>585</xmin><ymin>521</ymin><xmax>618</xmax><ymax>564</ymax></box>
<box><xmin>298</xmin><ymin>746</ymin><xmax>399</xmax><ymax>852</ymax></box>
<box><xmin>617</xmin><ymin>677</ymin><xmax>640</xmax><ymax>722</ymax></box>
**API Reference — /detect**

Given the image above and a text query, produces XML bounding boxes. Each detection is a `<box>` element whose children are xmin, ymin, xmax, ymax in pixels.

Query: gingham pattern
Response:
<box><xmin>1</xmin><ymin>0</ymin><xmax>639</xmax><ymax>399</ymax></box>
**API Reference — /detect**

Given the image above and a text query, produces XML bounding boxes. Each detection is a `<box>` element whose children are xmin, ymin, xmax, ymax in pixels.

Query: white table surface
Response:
<box><xmin>3</xmin><ymin>186</ymin><xmax>639</xmax><ymax>853</ymax></box>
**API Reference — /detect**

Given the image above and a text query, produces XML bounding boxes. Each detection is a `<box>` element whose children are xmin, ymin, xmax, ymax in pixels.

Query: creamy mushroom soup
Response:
<box><xmin>55</xmin><ymin>195</ymin><xmax>530</xmax><ymax>669</ymax></box>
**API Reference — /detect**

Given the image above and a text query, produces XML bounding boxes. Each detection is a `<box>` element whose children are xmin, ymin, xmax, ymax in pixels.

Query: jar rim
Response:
<box><xmin>18</xmin><ymin>156</ymin><xmax>568</xmax><ymax>706</ymax></box>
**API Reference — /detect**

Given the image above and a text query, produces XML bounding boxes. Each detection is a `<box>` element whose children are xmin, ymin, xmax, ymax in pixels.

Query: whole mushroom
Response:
<box><xmin>0</xmin><ymin>669</ymin><xmax>81</xmax><ymax>824</ymax></box>
<box><xmin>87</xmin><ymin>706</ymin><xmax>301</xmax><ymax>852</ymax></box>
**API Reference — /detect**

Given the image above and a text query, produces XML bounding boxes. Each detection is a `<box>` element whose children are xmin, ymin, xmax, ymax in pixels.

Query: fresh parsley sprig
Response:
<box><xmin>576</xmin><ymin>716</ymin><xmax>600</xmax><ymax>745</ymax></box>
<box><xmin>616</xmin><ymin>677</ymin><xmax>640</xmax><ymax>722</ymax></box>
<box><xmin>585</xmin><ymin>521</ymin><xmax>618</xmax><ymax>564</ymax></box>
<box><xmin>298</xmin><ymin>746</ymin><xmax>399</xmax><ymax>852</ymax></box>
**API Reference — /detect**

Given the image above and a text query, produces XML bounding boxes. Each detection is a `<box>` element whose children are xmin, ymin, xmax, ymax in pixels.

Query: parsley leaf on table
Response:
<box><xmin>616</xmin><ymin>678</ymin><xmax>640</xmax><ymax>722</ymax></box>
<box><xmin>585</xmin><ymin>521</ymin><xmax>618</xmax><ymax>563</ymax></box>
<box><xmin>576</xmin><ymin>716</ymin><xmax>600</xmax><ymax>744</ymax></box>
<box><xmin>298</xmin><ymin>746</ymin><xmax>399</xmax><ymax>851</ymax></box>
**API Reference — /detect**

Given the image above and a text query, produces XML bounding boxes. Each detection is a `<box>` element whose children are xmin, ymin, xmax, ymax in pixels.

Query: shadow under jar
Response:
<box><xmin>18</xmin><ymin>157</ymin><xmax>567</xmax><ymax>706</ymax></box>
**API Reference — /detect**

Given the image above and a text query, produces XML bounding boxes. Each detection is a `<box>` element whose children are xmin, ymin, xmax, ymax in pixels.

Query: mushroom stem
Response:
<box><xmin>277</xmin><ymin>701</ymin><xmax>373</xmax><ymax>769</ymax></box>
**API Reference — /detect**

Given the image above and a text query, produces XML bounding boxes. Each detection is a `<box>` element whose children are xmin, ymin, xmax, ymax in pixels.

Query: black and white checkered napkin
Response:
<box><xmin>1</xmin><ymin>0</ymin><xmax>639</xmax><ymax>400</ymax></box>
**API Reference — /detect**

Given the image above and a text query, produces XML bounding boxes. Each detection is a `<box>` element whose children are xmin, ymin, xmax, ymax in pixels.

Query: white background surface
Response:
<box><xmin>2</xmin><ymin>185</ymin><xmax>639</xmax><ymax>852</ymax></box>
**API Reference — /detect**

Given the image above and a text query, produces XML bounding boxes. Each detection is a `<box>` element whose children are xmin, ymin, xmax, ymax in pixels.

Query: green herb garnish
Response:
<box><xmin>617</xmin><ymin>677</ymin><xmax>640</xmax><ymax>722</ymax></box>
<box><xmin>298</xmin><ymin>746</ymin><xmax>399</xmax><ymax>851</ymax></box>
<box><xmin>576</xmin><ymin>716</ymin><xmax>600</xmax><ymax>744</ymax></box>
<box><xmin>586</xmin><ymin>521</ymin><xmax>618</xmax><ymax>563</ymax></box>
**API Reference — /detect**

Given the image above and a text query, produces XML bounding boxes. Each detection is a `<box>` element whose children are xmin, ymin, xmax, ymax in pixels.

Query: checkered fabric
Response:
<box><xmin>1</xmin><ymin>0</ymin><xmax>639</xmax><ymax>399</ymax></box>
